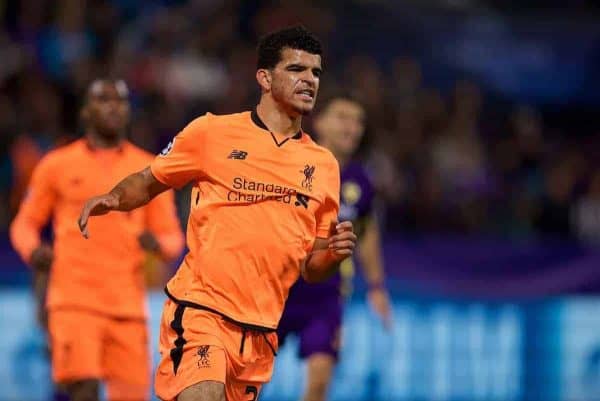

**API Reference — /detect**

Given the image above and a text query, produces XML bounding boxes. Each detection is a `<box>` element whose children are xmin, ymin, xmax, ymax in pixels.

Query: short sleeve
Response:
<box><xmin>315</xmin><ymin>158</ymin><xmax>341</xmax><ymax>238</ymax></box>
<box><xmin>150</xmin><ymin>116</ymin><xmax>209</xmax><ymax>189</ymax></box>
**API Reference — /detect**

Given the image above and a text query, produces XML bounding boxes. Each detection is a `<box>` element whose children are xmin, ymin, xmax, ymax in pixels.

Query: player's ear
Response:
<box><xmin>256</xmin><ymin>69</ymin><xmax>271</xmax><ymax>91</ymax></box>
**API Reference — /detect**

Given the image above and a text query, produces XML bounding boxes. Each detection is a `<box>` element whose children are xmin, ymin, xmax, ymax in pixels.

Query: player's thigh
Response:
<box><xmin>154</xmin><ymin>301</ymin><xmax>228</xmax><ymax>401</ymax></box>
<box><xmin>104</xmin><ymin>318</ymin><xmax>151</xmax><ymax>401</ymax></box>
<box><xmin>224</xmin><ymin>379</ymin><xmax>264</xmax><ymax>401</ymax></box>
<box><xmin>305</xmin><ymin>353</ymin><xmax>335</xmax><ymax>394</ymax></box>
<box><xmin>48</xmin><ymin>309</ymin><xmax>104</xmax><ymax>383</ymax></box>
<box><xmin>177</xmin><ymin>380</ymin><xmax>225</xmax><ymax>401</ymax></box>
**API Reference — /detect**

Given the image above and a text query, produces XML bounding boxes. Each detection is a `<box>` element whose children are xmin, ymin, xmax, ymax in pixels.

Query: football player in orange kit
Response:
<box><xmin>10</xmin><ymin>79</ymin><xmax>184</xmax><ymax>401</ymax></box>
<box><xmin>78</xmin><ymin>26</ymin><xmax>357</xmax><ymax>401</ymax></box>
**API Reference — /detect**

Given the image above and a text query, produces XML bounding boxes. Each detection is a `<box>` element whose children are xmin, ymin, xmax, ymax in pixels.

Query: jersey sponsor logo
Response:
<box><xmin>227</xmin><ymin>177</ymin><xmax>310</xmax><ymax>208</ymax></box>
<box><xmin>160</xmin><ymin>139</ymin><xmax>175</xmax><ymax>156</ymax></box>
<box><xmin>228</xmin><ymin>149</ymin><xmax>248</xmax><ymax>160</ymax></box>
<box><xmin>197</xmin><ymin>345</ymin><xmax>211</xmax><ymax>368</ymax></box>
<box><xmin>300</xmin><ymin>164</ymin><xmax>315</xmax><ymax>192</ymax></box>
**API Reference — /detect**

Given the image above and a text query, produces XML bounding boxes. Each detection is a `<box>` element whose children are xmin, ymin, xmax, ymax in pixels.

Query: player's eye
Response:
<box><xmin>312</xmin><ymin>69</ymin><xmax>322</xmax><ymax>78</ymax></box>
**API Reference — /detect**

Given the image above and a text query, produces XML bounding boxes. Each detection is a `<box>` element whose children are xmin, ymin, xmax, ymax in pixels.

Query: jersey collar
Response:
<box><xmin>83</xmin><ymin>137</ymin><xmax>126</xmax><ymax>154</ymax></box>
<box><xmin>250</xmin><ymin>109</ymin><xmax>303</xmax><ymax>147</ymax></box>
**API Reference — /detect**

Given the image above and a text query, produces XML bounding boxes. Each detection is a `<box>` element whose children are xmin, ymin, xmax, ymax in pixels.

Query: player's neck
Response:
<box><xmin>86</xmin><ymin>132</ymin><xmax>124</xmax><ymax>149</ymax></box>
<box><xmin>256</xmin><ymin>99</ymin><xmax>302</xmax><ymax>137</ymax></box>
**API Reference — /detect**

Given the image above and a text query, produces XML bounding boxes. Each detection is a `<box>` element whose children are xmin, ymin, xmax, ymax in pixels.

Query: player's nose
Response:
<box><xmin>299</xmin><ymin>71</ymin><xmax>317</xmax><ymax>86</ymax></box>
<box><xmin>104</xmin><ymin>97</ymin><xmax>124</xmax><ymax>109</ymax></box>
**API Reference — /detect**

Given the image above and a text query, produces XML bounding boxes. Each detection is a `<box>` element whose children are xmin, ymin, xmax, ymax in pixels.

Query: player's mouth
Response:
<box><xmin>295</xmin><ymin>89</ymin><xmax>315</xmax><ymax>101</ymax></box>
<box><xmin>105</xmin><ymin>113</ymin><xmax>125</xmax><ymax>127</ymax></box>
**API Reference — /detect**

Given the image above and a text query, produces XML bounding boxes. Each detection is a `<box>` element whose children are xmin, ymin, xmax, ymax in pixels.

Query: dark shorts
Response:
<box><xmin>277</xmin><ymin>282</ymin><xmax>343</xmax><ymax>359</ymax></box>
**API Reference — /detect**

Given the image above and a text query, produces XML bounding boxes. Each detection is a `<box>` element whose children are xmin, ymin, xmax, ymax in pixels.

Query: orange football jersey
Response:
<box><xmin>150</xmin><ymin>111</ymin><xmax>340</xmax><ymax>329</ymax></box>
<box><xmin>10</xmin><ymin>139</ymin><xmax>184</xmax><ymax>318</ymax></box>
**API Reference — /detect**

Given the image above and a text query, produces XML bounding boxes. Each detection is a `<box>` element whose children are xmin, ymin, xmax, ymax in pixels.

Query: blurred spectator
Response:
<box><xmin>344</xmin><ymin>55</ymin><xmax>388</xmax><ymax>126</ymax></box>
<box><xmin>388</xmin><ymin>57</ymin><xmax>422</xmax><ymax>106</ymax></box>
<box><xmin>533</xmin><ymin>160</ymin><xmax>578</xmax><ymax>237</ymax></box>
<box><xmin>572</xmin><ymin>170</ymin><xmax>600</xmax><ymax>245</ymax></box>
<box><xmin>400</xmin><ymin>165</ymin><xmax>455</xmax><ymax>233</ymax></box>
<box><xmin>0</xmin><ymin>31</ymin><xmax>26</xmax><ymax>81</ymax></box>
<box><xmin>417</xmin><ymin>88</ymin><xmax>448</xmax><ymax>140</ymax></box>
<box><xmin>37</xmin><ymin>0</ymin><xmax>95</xmax><ymax>81</ymax></box>
<box><xmin>431</xmin><ymin>81</ymin><xmax>489</xmax><ymax>197</ymax></box>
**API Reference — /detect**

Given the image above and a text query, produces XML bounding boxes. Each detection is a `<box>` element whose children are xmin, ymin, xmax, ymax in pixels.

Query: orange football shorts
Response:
<box><xmin>48</xmin><ymin>308</ymin><xmax>150</xmax><ymax>400</ymax></box>
<box><xmin>154</xmin><ymin>298</ymin><xmax>278</xmax><ymax>401</ymax></box>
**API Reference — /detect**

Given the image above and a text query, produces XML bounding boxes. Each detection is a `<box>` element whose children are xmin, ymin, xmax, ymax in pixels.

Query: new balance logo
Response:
<box><xmin>228</xmin><ymin>150</ymin><xmax>248</xmax><ymax>160</ymax></box>
<box><xmin>294</xmin><ymin>193</ymin><xmax>310</xmax><ymax>209</ymax></box>
<box><xmin>160</xmin><ymin>139</ymin><xmax>175</xmax><ymax>156</ymax></box>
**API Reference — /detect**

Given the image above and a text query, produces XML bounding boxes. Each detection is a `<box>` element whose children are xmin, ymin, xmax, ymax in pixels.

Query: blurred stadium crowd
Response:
<box><xmin>1</xmin><ymin>0</ymin><xmax>599</xmax><ymax>244</ymax></box>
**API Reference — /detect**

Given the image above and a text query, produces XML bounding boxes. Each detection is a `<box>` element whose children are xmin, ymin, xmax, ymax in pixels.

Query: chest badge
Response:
<box><xmin>300</xmin><ymin>164</ymin><xmax>315</xmax><ymax>192</ymax></box>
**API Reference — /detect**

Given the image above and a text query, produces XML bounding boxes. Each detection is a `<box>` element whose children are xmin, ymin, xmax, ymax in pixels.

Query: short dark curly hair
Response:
<box><xmin>256</xmin><ymin>25</ymin><xmax>322</xmax><ymax>70</ymax></box>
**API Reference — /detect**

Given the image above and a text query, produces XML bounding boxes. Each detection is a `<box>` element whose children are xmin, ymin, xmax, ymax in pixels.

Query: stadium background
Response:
<box><xmin>1</xmin><ymin>1</ymin><xmax>600</xmax><ymax>400</ymax></box>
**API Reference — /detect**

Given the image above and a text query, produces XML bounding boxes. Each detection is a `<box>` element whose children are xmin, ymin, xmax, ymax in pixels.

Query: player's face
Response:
<box><xmin>316</xmin><ymin>99</ymin><xmax>365</xmax><ymax>158</ymax></box>
<box><xmin>85</xmin><ymin>81</ymin><xmax>130</xmax><ymax>138</ymax></box>
<box><xmin>270</xmin><ymin>48</ymin><xmax>322</xmax><ymax>116</ymax></box>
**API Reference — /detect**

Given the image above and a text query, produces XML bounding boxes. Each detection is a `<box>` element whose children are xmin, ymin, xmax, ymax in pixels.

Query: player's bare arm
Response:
<box><xmin>302</xmin><ymin>220</ymin><xmax>357</xmax><ymax>283</ymax></box>
<box><xmin>358</xmin><ymin>217</ymin><xmax>392</xmax><ymax>328</ymax></box>
<box><xmin>78</xmin><ymin>167</ymin><xmax>169</xmax><ymax>238</ymax></box>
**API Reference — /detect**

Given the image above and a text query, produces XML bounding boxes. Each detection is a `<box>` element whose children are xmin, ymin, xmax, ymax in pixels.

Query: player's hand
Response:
<box><xmin>328</xmin><ymin>221</ymin><xmax>357</xmax><ymax>262</ymax></box>
<box><xmin>78</xmin><ymin>194</ymin><xmax>119</xmax><ymax>238</ymax></box>
<box><xmin>30</xmin><ymin>244</ymin><xmax>53</xmax><ymax>272</ymax></box>
<box><xmin>367</xmin><ymin>287</ymin><xmax>392</xmax><ymax>330</ymax></box>
<box><xmin>138</xmin><ymin>230</ymin><xmax>161</xmax><ymax>253</ymax></box>
<box><xmin>32</xmin><ymin>269</ymin><xmax>49</xmax><ymax>330</ymax></box>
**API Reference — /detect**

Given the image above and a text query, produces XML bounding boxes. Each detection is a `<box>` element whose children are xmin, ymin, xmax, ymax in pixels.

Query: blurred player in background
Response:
<box><xmin>10</xmin><ymin>79</ymin><xmax>184</xmax><ymax>401</ymax></box>
<box><xmin>77</xmin><ymin>26</ymin><xmax>357</xmax><ymax>401</ymax></box>
<box><xmin>277</xmin><ymin>94</ymin><xmax>391</xmax><ymax>401</ymax></box>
